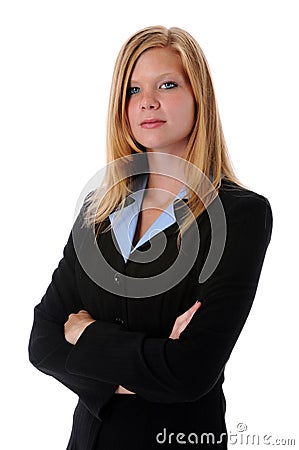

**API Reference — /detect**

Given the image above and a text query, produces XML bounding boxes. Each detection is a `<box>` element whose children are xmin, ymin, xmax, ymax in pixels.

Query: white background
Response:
<box><xmin>1</xmin><ymin>0</ymin><xmax>298</xmax><ymax>448</ymax></box>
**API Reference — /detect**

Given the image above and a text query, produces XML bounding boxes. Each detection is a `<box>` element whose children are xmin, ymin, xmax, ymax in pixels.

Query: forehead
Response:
<box><xmin>130</xmin><ymin>47</ymin><xmax>185</xmax><ymax>80</ymax></box>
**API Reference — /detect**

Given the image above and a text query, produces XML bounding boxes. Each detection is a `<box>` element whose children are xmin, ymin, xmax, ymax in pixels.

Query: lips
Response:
<box><xmin>140</xmin><ymin>118</ymin><xmax>166</xmax><ymax>129</ymax></box>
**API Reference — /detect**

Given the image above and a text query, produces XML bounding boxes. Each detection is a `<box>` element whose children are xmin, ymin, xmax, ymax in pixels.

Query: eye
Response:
<box><xmin>127</xmin><ymin>86</ymin><xmax>140</xmax><ymax>96</ymax></box>
<box><xmin>160</xmin><ymin>81</ymin><xmax>178</xmax><ymax>90</ymax></box>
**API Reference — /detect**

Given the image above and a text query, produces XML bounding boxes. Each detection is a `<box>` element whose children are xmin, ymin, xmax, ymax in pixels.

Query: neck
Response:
<box><xmin>145</xmin><ymin>151</ymin><xmax>186</xmax><ymax>195</ymax></box>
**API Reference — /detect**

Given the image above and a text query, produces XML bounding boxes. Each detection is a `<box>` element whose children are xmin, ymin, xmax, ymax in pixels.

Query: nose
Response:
<box><xmin>140</xmin><ymin>91</ymin><xmax>160</xmax><ymax>110</ymax></box>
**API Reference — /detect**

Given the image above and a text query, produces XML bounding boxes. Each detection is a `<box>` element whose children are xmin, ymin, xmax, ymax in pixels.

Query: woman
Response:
<box><xmin>29</xmin><ymin>26</ymin><xmax>273</xmax><ymax>449</ymax></box>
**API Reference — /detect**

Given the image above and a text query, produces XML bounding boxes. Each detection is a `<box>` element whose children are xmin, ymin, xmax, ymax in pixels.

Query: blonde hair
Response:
<box><xmin>84</xmin><ymin>25</ymin><xmax>241</xmax><ymax>244</ymax></box>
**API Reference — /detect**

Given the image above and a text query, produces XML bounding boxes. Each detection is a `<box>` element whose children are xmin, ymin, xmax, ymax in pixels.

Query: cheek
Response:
<box><xmin>186</xmin><ymin>94</ymin><xmax>196</xmax><ymax>129</ymax></box>
<box><xmin>126</xmin><ymin>100</ymin><xmax>137</xmax><ymax>130</ymax></box>
<box><xmin>187</xmin><ymin>100</ymin><xmax>196</xmax><ymax>130</ymax></box>
<box><xmin>173</xmin><ymin>96</ymin><xmax>195</xmax><ymax>131</ymax></box>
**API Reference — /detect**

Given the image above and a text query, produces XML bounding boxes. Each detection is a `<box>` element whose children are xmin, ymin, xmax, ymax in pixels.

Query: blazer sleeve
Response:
<box><xmin>28</xmin><ymin>205</ymin><xmax>118</xmax><ymax>419</ymax></box>
<box><xmin>65</xmin><ymin>193</ymin><xmax>273</xmax><ymax>403</ymax></box>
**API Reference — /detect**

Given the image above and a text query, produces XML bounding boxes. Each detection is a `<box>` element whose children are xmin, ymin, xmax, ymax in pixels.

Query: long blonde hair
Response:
<box><xmin>84</xmin><ymin>25</ymin><xmax>241</xmax><ymax>243</ymax></box>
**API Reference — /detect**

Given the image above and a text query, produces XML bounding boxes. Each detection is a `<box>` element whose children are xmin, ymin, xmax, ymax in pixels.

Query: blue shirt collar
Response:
<box><xmin>109</xmin><ymin>173</ymin><xmax>190</xmax><ymax>263</ymax></box>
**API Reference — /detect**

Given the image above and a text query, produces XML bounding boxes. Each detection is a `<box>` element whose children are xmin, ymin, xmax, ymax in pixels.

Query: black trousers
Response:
<box><xmin>94</xmin><ymin>394</ymin><xmax>227</xmax><ymax>449</ymax></box>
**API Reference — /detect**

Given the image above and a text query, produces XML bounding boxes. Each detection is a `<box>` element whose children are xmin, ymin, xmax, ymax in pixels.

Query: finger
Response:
<box><xmin>192</xmin><ymin>301</ymin><xmax>202</xmax><ymax>309</ymax></box>
<box><xmin>188</xmin><ymin>302</ymin><xmax>201</xmax><ymax>314</ymax></box>
<box><xmin>174</xmin><ymin>302</ymin><xmax>202</xmax><ymax>328</ymax></box>
<box><xmin>176</xmin><ymin>306</ymin><xmax>198</xmax><ymax>324</ymax></box>
<box><xmin>190</xmin><ymin>301</ymin><xmax>201</xmax><ymax>315</ymax></box>
<box><xmin>184</xmin><ymin>301</ymin><xmax>201</xmax><ymax>317</ymax></box>
<box><xmin>184</xmin><ymin>302</ymin><xmax>202</xmax><ymax>322</ymax></box>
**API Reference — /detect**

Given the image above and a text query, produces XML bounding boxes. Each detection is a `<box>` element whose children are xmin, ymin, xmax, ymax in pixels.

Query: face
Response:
<box><xmin>126</xmin><ymin>47</ymin><xmax>195</xmax><ymax>157</ymax></box>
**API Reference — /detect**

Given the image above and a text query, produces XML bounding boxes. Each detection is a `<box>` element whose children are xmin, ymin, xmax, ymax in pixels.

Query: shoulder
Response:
<box><xmin>216</xmin><ymin>178</ymin><xmax>273</xmax><ymax>241</ymax></box>
<box><xmin>218</xmin><ymin>178</ymin><xmax>272</xmax><ymax>215</ymax></box>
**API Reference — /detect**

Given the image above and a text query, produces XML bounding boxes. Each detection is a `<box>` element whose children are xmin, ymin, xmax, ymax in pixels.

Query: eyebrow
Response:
<box><xmin>130</xmin><ymin>72</ymin><xmax>184</xmax><ymax>84</ymax></box>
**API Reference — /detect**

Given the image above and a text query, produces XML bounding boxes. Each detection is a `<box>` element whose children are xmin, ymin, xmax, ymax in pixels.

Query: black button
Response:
<box><xmin>115</xmin><ymin>317</ymin><xmax>124</xmax><ymax>325</ymax></box>
<box><xmin>114</xmin><ymin>273</ymin><xmax>120</xmax><ymax>285</ymax></box>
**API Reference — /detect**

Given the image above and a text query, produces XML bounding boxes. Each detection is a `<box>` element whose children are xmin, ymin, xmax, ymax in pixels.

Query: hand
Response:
<box><xmin>115</xmin><ymin>385</ymin><xmax>136</xmax><ymax>394</ymax></box>
<box><xmin>114</xmin><ymin>302</ymin><xmax>201</xmax><ymax>394</ymax></box>
<box><xmin>169</xmin><ymin>301</ymin><xmax>201</xmax><ymax>340</ymax></box>
<box><xmin>64</xmin><ymin>310</ymin><xmax>96</xmax><ymax>345</ymax></box>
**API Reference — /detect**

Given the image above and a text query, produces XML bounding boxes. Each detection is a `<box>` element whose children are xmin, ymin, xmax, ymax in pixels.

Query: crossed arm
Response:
<box><xmin>64</xmin><ymin>302</ymin><xmax>202</xmax><ymax>394</ymax></box>
<box><xmin>29</xmin><ymin>192</ymin><xmax>272</xmax><ymax>414</ymax></box>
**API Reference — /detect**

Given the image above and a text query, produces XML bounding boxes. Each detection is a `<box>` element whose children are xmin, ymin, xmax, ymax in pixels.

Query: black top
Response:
<box><xmin>28</xmin><ymin>179</ymin><xmax>273</xmax><ymax>449</ymax></box>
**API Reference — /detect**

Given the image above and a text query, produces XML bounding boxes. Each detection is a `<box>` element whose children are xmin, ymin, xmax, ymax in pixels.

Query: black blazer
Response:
<box><xmin>28</xmin><ymin>179</ymin><xmax>273</xmax><ymax>449</ymax></box>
